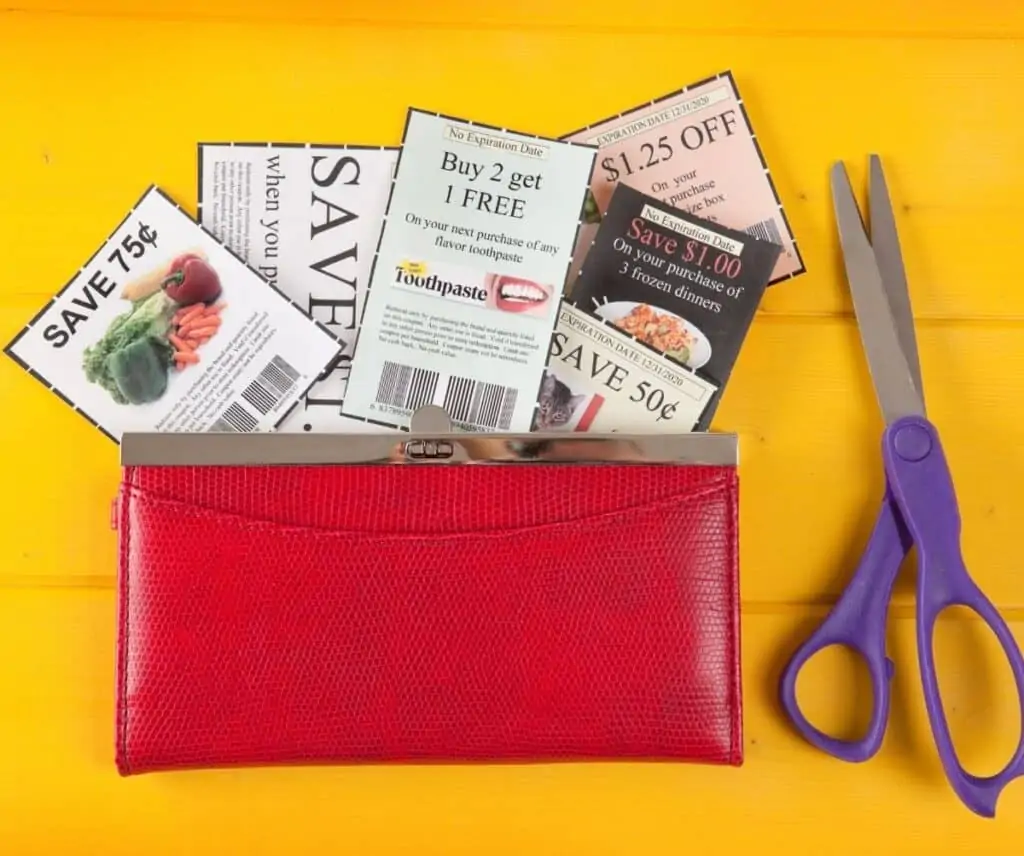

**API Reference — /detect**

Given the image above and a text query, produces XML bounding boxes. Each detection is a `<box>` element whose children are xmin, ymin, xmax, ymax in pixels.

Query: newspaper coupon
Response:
<box><xmin>562</xmin><ymin>70</ymin><xmax>804</xmax><ymax>292</ymax></box>
<box><xmin>341</xmin><ymin>108</ymin><xmax>597</xmax><ymax>432</ymax></box>
<box><xmin>535</xmin><ymin>302</ymin><xmax>717</xmax><ymax>432</ymax></box>
<box><xmin>198</xmin><ymin>143</ymin><xmax>397</xmax><ymax>432</ymax></box>
<box><xmin>3</xmin><ymin>187</ymin><xmax>341</xmax><ymax>442</ymax></box>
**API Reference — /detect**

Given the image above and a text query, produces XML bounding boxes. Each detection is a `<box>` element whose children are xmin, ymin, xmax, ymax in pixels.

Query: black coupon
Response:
<box><xmin>570</xmin><ymin>183</ymin><xmax>782</xmax><ymax>427</ymax></box>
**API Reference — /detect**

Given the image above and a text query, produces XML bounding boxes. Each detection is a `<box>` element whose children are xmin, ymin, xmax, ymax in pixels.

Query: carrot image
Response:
<box><xmin>168</xmin><ymin>300</ymin><xmax>225</xmax><ymax>371</ymax></box>
<box><xmin>174</xmin><ymin>304</ymin><xmax>205</xmax><ymax>327</ymax></box>
<box><xmin>179</xmin><ymin>315</ymin><xmax>221</xmax><ymax>337</ymax></box>
<box><xmin>186</xmin><ymin>323</ymin><xmax>219</xmax><ymax>339</ymax></box>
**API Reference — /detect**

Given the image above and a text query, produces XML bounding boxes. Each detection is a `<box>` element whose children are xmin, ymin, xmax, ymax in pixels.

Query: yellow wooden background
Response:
<box><xmin>2</xmin><ymin>0</ymin><xmax>1024</xmax><ymax>851</ymax></box>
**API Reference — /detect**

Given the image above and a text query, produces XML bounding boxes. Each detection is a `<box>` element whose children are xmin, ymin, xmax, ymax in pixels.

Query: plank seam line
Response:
<box><xmin>2</xmin><ymin>9</ymin><xmax>1023</xmax><ymax>42</ymax></box>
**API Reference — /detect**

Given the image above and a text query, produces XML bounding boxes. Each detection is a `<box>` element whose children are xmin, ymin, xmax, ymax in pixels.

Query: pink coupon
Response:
<box><xmin>561</xmin><ymin>70</ymin><xmax>804</xmax><ymax>290</ymax></box>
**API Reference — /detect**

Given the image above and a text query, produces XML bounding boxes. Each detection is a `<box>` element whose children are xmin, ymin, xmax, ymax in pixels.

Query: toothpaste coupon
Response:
<box><xmin>342</xmin><ymin>108</ymin><xmax>597</xmax><ymax>432</ymax></box>
<box><xmin>3</xmin><ymin>186</ymin><xmax>342</xmax><ymax>442</ymax></box>
<box><xmin>198</xmin><ymin>143</ymin><xmax>397</xmax><ymax>432</ymax></box>
<box><xmin>535</xmin><ymin>302</ymin><xmax>717</xmax><ymax>433</ymax></box>
<box><xmin>561</xmin><ymin>70</ymin><xmax>804</xmax><ymax>292</ymax></box>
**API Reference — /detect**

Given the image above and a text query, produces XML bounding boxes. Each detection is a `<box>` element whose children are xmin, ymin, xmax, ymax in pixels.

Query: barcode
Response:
<box><xmin>209</xmin><ymin>401</ymin><xmax>258</xmax><ymax>433</ymax></box>
<box><xmin>375</xmin><ymin>360</ymin><xmax>440</xmax><ymax>412</ymax></box>
<box><xmin>443</xmin><ymin>374</ymin><xmax>517</xmax><ymax>430</ymax></box>
<box><xmin>743</xmin><ymin>216</ymin><xmax>784</xmax><ymax>247</ymax></box>
<box><xmin>241</xmin><ymin>355</ymin><xmax>301</xmax><ymax>416</ymax></box>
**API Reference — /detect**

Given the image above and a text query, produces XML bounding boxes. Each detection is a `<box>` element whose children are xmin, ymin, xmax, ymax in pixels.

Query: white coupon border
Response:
<box><xmin>344</xmin><ymin>107</ymin><xmax>599</xmax><ymax>433</ymax></box>
<box><xmin>3</xmin><ymin>185</ymin><xmax>345</xmax><ymax>443</ymax></box>
<box><xmin>560</xmin><ymin>68</ymin><xmax>806</xmax><ymax>287</ymax></box>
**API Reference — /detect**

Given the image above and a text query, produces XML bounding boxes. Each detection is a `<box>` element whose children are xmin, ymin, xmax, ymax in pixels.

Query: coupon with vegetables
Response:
<box><xmin>3</xmin><ymin>186</ymin><xmax>342</xmax><ymax>441</ymax></box>
<box><xmin>570</xmin><ymin>183</ymin><xmax>781</xmax><ymax>429</ymax></box>
<box><xmin>535</xmin><ymin>302</ymin><xmax>717</xmax><ymax>433</ymax></box>
<box><xmin>561</xmin><ymin>70</ymin><xmax>804</xmax><ymax>292</ymax></box>
<box><xmin>341</xmin><ymin>108</ymin><xmax>597</xmax><ymax>432</ymax></box>
<box><xmin>198</xmin><ymin>142</ymin><xmax>397</xmax><ymax>432</ymax></box>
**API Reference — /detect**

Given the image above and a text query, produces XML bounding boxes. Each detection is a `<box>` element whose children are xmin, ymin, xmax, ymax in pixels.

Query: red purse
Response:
<box><xmin>114</xmin><ymin>407</ymin><xmax>741</xmax><ymax>775</ymax></box>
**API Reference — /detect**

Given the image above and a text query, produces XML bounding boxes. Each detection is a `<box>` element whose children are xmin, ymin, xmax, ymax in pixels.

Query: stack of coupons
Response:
<box><xmin>4</xmin><ymin>70</ymin><xmax>803</xmax><ymax>442</ymax></box>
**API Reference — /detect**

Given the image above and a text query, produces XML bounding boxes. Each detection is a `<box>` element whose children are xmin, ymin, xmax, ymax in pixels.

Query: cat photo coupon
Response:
<box><xmin>570</xmin><ymin>183</ymin><xmax>781</xmax><ymax>428</ymax></box>
<box><xmin>534</xmin><ymin>302</ymin><xmax>718</xmax><ymax>433</ymax></box>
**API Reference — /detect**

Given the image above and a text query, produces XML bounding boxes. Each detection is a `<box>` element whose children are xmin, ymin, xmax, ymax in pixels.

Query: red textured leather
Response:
<box><xmin>115</xmin><ymin>462</ymin><xmax>741</xmax><ymax>775</ymax></box>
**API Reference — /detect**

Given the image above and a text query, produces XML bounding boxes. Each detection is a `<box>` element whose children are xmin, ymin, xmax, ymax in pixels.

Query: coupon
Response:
<box><xmin>341</xmin><ymin>108</ymin><xmax>597</xmax><ymax>432</ymax></box>
<box><xmin>570</xmin><ymin>183</ymin><xmax>781</xmax><ymax>428</ymax></box>
<box><xmin>562</xmin><ymin>70</ymin><xmax>804</xmax><ymax>292</ymax></box>
<box><xmin>3</xmin><ymin>187</ymin><xmax>342</xmax><ymax>442</ymax></box>
<box><xmin>198</xmin><ymin>143</ymin><xmax>398</xmax><ymax>432</ymax></box>
<box><xmin>535</xmin><ymin>302</ymin><xmax>717</xmax><ymax>432</ymax></box>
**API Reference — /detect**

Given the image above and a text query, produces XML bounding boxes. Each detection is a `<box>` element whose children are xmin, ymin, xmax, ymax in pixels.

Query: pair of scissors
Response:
<box><xmin>779</xmin><ymin>155</ymin><xmax>1024</xmax><ymax>818</ymax></box>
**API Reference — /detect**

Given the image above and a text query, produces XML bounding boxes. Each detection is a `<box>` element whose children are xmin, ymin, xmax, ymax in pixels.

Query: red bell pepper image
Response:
<box><xmin>162</xmin><ymin>253</ymin><xmax>222</xmax><ymax>306</ymax></box>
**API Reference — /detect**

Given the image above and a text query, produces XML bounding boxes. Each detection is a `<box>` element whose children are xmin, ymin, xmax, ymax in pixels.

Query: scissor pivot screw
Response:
<box><xmin>894</xmin><ymin>423</ymin><xmax>932</xmax><ymax>462</ymax></box>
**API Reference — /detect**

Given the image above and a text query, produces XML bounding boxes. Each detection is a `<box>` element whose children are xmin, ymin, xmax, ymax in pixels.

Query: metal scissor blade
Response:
<box><xmin>868</xmin><ymin>155</ymin><xmax>924</xmax><ymax>407</ymax></box>
<box><xmin>831</xmin><ymin>162</ymin><xmax>926</xmax><ymax>424</ymax></box>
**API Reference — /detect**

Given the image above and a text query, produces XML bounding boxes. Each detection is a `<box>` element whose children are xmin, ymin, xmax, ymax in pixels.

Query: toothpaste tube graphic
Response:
<box><xmin>393</xmin><ymin>260</ymin><xmax>553</xmax><ymax>319</ymax></box>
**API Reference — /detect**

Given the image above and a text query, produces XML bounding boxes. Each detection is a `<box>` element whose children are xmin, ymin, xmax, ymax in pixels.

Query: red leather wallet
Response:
<box><xmin>114</xmin><ymin>414</ymin><xmax>741</xmax><ymax>775</ymax></box>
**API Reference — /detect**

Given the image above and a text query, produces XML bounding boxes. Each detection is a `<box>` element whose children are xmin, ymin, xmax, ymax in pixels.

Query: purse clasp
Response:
<box><xmin>404</xmin><ymin>439</ymin><xmax>455</xmax><ymax>460</ymax></box>
<box><xmin>402</xmin><ymin>406</ymin><xmax>459</xmax><ymax>461</ymax></box>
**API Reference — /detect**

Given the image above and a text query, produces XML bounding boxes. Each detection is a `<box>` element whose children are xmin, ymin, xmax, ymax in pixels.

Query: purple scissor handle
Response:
<box><xmin>780</xmin><ymin>415</ymin><xmax>1024</xmax><ymax>817</ymax></box>
<box><xmin>887</xmin><ymin>415</ymin><xmax>1024</xmax><ymax>816</ymax></box>
<box><xmin>778</xmin><ymin>483</ymin><xmax>909</xmax><ymax>763</ymax></box>
<box><xmin>780</xmin><ymin>157</ymin><xmax>1024</xmax><ymax>818</ymax></box>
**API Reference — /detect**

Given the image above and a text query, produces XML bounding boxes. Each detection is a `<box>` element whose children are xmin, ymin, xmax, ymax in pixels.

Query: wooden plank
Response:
<box><xmin>3</xmin><ymin>310</ymin><xmax>1020</xmax><ymax>612</ymax></box>
<box><xmin>1</xmin><ymin>589</ymin><xmax>1021</xmax><ymax>852</ymax></box>
<box><xmin>723</xmin><ymin>316</ymin><xmax>1024</xmax><ymax>607</ymax></box>
<box><xmin>4</xmin><ymin>1</ymin><xmax>1024</xmax><ymax>38</ymax></box>
<box><xmin>0</xmin><ymin>16</ymin><xmax>1022</xmax><ymax>319</ymax></box>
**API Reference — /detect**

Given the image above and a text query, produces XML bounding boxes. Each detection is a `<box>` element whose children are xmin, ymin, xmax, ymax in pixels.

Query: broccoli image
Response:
<box><xmin>82</xmin><ymin>290</ymin><xmax>177</xmax><ymax>405</ymax></box>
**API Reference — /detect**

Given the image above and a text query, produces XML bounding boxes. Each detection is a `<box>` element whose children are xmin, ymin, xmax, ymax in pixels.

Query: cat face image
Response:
<box><xmin>533</xmin><ymin>370</ymin><xmax>587</xmax><ymax>431</ymax></box>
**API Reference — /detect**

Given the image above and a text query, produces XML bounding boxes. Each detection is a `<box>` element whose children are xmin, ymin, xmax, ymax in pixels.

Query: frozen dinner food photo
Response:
<box><xmin>594</xmin><ymin>300</ymin><xmax>712</xmax><ymax>369</ymax></box>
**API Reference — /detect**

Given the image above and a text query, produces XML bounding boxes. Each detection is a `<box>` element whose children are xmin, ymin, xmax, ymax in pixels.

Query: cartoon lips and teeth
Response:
<box><xmin>494</xmin><ymin>276</ymin><xmax>550</xmax><ymax>313</ymax></box>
